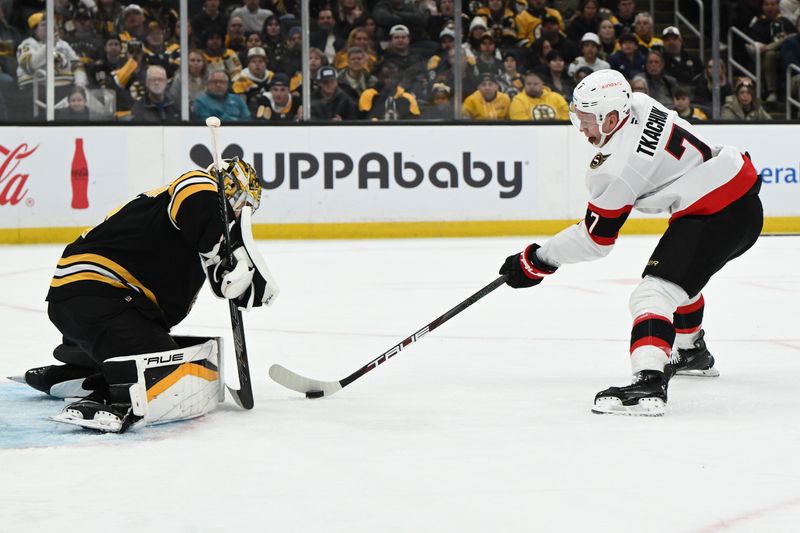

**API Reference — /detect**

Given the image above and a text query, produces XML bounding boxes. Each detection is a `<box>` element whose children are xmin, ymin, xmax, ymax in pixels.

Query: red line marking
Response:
<box><xmin>695</xmin><ymin>497</ymin><xmax>800</xmax><ymax>532</ymax></box>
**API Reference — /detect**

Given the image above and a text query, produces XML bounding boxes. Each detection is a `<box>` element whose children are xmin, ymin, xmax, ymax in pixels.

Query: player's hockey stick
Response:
<box><xmin>206</xmin><ymin>116</ymin><xmax>254</xmax><ymax>409</ymax></box>
<box><xmin>269</xmin><ymin>274</ymin><xmax>508</xmax><ymax>398</ymax></box>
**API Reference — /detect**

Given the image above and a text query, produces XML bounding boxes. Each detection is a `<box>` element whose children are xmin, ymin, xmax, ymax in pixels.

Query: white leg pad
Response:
<box><xmin>105</xmin><ymin>337</ymin><xmax>225</xmax><ymax>426</ymax></box>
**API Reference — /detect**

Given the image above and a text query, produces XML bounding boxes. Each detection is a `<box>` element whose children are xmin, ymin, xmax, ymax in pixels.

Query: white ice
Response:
<box><xmin>1</xmin><ymin>235</ymin><xmax>799</xmax><ymax>533</ymax></box>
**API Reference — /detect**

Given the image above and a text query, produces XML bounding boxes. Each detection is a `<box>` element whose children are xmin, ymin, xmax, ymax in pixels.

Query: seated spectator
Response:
<box><xmin>749</xmin><ymin>0</ymin><xmax>796</xmax><ymax>102</ymax></box>
<box><xmin>359</xmin><ymin>63</ymin><xmax>421</xmax><ymax>120</ymax></box>
<box><xmin>536</xmin><ymin>48</ymin><xmax>573</xmax><ymax>99</ymax></box>
<box><xmin>499</xmin><ymin>50</ymin><xmax>524</xmax><ymax>98</ymax></box>
<box><xmin>281</xmin><ymin>26</ymin><xmax>303</xmax><ymax>77</ymax></box>
<box><xmin>610</xmin><ymin>0</ymin><xmax>636</xmax><ymax>37</ymax></box>
<box><xmin>539</xmin><ymin>15</ymin><xmax>579</xmax><ymax>64</ymax></box>
<box><xmin>168</xmin><ymin>49</ymin><xmax>207</xmax><ymax>105</ymax></box>
<box><xmin>428</xmin><ymin>45</ymin><xmax>480</xmax><ymax>98</ymax></box>
<box><xmin>672</xmin><ymin>85</ymin><xmax>707</xmax><ymax>122</ymax></box>
<box><xmin>334</xmin><ymin>0</ymin><xmax>365</xmax><ymax>39</ymax></box>
<box><xmin>311</xmin><ymin>6</ymin><xmax>346</xmax><ymax>63</ymax></box>
<box><xmin>0</xmin><ymin>9</ymin><xmax>20</xmax><ymax>106</ymax></box>
<box><xmin>515</xmin><ymin>0</ymin><xmax>565</xmax><ymax>46</ymax></box>
<box><xmin>633</xmin><ymin>12</ymin><xmax>663</xmax><ymax>54</ymax></box>
<box><xmin>608</xmin><ymin>32</ymin><xmax>645</xmax><ymax>78</ymax></box>
<box><xmin>661</xmin><ymin>26</ymin><xmax>702</xmax><ymax>85</ymax></box>
<box><xmin>253</xmin><ymin>73</ymin><xmax>302</xmax><ymax>121</ymax></box>
<box><xmin>55</xmin><ymin>85</ymin><xmax>91</xmax><ymax>121</ymax></box>
<box><xmin>239</xmin><ymin>31</ymin><xmax>263</xmax><ymax>66</ymax></box>
<box><xmin>567</xmin><ymin>0</ymin><xmax>601</xmax><ymax>42</ymax></box>
<box><xmin>119</xmin><ymin>4</ymin><xmax>147</xmax><ymax>46</ymax></box>
<box><xmin>568</xmin><ymin>32</ymin><xmax>610</xmax><ymax>76</ymax></box>
<box><xmin>642</xmin><ymin>50</ymin><xmax>676</xmax><ymax>107</ymax></box>
<box><xmin>233</xmin><ymin>47</ymin><xmax>273</xmax><ymax>113</ymax></box>
<box><xmin>334</xmin><ymin>27</ymin><xmax>379</xmax><ymax>72</ymax></box>
<box><xmin>475</xmin><ymin>33</ymin><xmax>504</xmax><ymax>79</ymax></box>
<box><xmin>143</xmin><ymin>21</ymin><xmax>179</xmax><ymax>78</ymax></box>
<box><xmin>691</xmin><ymin>58</ymin><xmax>733</xmax><ymax>107</ymax></box>
<box><xmin>475</xmin><ymin>0</ymin><xmax>518</xmax><ymax>48</ymax></box>
<box><xmin>17</xmin><ymin>13</ymin><xmax>86</xmax><ymax>120</ymax></box>
<box><xmin>226</xmin><ymin>16</ymin><xmax>248</xmax><ymax>55</ymax></box>
<box><xmin>721</xmin><ymin>77</ymin><xmax>772</xmax><ymax>120</ymax></box>
<box><xmin>202</xmin><ymin>28</ymin><xmax>242</xmax><ymax>80</ymax></box>
<box><xmin>630</xmin><ymin>73</ymin><xmax>649</xmax><ymax>94</ymax></box>
<box><xmin>373</xmin><ymin>0</ymin><xmax>430</xmax><ymax>43</ymax></box>
<box><xmin>143</xmin><ymin>0</ymin><xmax>179</xmax><ymax>41</ymax></box>
<box><xmin>597</xmin><ymin>19</ymin><xmax>618</xmax><ymax>57</ymax></box>
<box><xmin>462</xmin><ymin>72</ymin><xmax>510</xmax><ymax>120</ymax></box>
<box><xmin>132</xmin><ymin>65</ymin><xmax>179</xmax><ymax>122</ymax></box>
<box><xmin>382</xmin><ymin>24</ymin><xmax>427</xmax><ymax>97</ymax></box>
<box><xmin>64</xmin><ymin>7</ymin><xmax>103</xmax><ymax>63</ymax></box>
<box><xmin>95</xmin><ymin>0</ymin><xmax>123</xmax><ymax>37</ymax></box>
<box><xmin>338</xmin><ymin>46</ymin><xmax>378</xmax><ymax>101</ymax></box>
<box><xmin>574</xmin><ymin>65</ymin><xmax>594</xmax><ymax>83</ymax></box>
<box><xmin>509</xmin><ymin>70</ymin><xmax>569</xmax><ymax>120</ymax></box>
<box><xmin>232</xmin><ymin>0</ymin><xmax>273</xmax><ymax>34</ymax></box>
<box><xmin>528</xmin><ymin>37</ymin><xmax>552</xmax><ymax>71</ymax></box>
<box><xmin>193</xmin><ymin>69</ymin><xmax>251</xmax><ymax>121</ymax></box>
<box><xmin>783</xmin><ymin>17</ymin><xmax>800</xmax><ymax>106</ymax></box>
<box><xmin>259</xmin><ymin>16</ymin><xmax>282</xmax><ymax>68</ymax></box>
<box><xmin>191</xmin><ymin>0</ymin><xmax>227</xmax><ymax>49</ymax></box>
<box><xmin>422</xmin><ymin>81</ymin><xmax>454</xmax><ymax>119</ymax></box>
<box><xmin>464</xmin><ymin>16</ymin><xmax>489</xmax><ymax>60</ymax></box>
<box><xmin>310</xmin><ymin>65</ymin><xmax>357</xmax><ymax>120</ymax></box>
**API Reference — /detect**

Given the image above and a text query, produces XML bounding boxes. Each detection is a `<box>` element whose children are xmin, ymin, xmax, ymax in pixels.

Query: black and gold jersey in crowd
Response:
<box><xmin>47</xmin><ymin>170</ymin><xmax>229</xmax><ymax>328</ymax></box>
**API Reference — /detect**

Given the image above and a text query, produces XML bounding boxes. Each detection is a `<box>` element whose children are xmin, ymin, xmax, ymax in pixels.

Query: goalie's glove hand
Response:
<box><xmin>499</xmin><ymin>244</ymin><xmax>557</xmax><ymax>289</ymax></box>
<box><xmin>208</xmin><ymin>247</ymin><xmax>254</xmax><ymax>299</ymax></box>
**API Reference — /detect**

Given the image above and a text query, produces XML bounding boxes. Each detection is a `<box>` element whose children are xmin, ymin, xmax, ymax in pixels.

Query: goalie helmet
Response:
<box><xmin>569</xmin><ymin>69</ymin><xmax>632</xmax><ymax>147</ymax></box>
<box><xmin>207</xmin><ymin>158</ymin><xmax>261</xmax><ymax>212</ymax></box>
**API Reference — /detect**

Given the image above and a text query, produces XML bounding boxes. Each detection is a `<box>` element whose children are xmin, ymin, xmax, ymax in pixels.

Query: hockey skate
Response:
<box><xmin>49</xmin><ymin>396</ymin><xmax>142</xmax><ymax>433</ymax></box>
<box><xmin>12</xmin><ymin>364</ymin><xmax>95</xmax><ymax>398</ymax></box>
<box><xmin>665</xmin><ymin>330</ymin><xmax>719</xmax><ymax>378</ymax></box>
<box><xmin>592</xmin><ymin>370</ymin><xmax>669</xmax><ymax>416</ymax></box>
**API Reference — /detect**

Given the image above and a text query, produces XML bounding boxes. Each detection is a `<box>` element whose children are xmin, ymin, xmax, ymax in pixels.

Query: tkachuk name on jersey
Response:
<box><xmin>635</xmin><ymin>106</ymin><xmax>669</xmax><ymax>157</ymax></box>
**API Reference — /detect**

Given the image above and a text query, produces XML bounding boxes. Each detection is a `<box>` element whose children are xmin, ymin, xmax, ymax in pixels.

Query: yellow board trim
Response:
<box><xmin>57</xmin><ymin>253</ymin><xmax>159</xmax><ymax>306</ymax></box>
<box><xmin>50</xmin><ymin>271</ymin><xmax>128</xmax><ymax>290</ymax></box>
<box><xmin>169</xmin><ymin>183</ymin><xmax>218</xmax><ymax>223</ymax></box>
<box><xmin>2</xmin><ymin>217</ymin><xmax>799</xmax><ymax>244</ymax></box>
<box><xmin>147</xmin><ymin>363</ymin><xmax>219</xmax><ymax>402</ymax></box>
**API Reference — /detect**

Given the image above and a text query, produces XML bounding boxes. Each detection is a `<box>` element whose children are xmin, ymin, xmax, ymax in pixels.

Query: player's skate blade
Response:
<box><xmin>591</xmin><ymin>370</ymin><xmax>668</xmax><ymax>417</ymax></box>
<box><xmin>48</xmin><ymin>399</ymin><xmax>140</xmax><ymax>433</ymax></box>
<box><xmin>592</xmin><ymin>396</ymin><xmax>665</xmax><ymax>416</ymax></box>
<box><xmin>6</xmin><ymin>375</ymin><xmax>26</xmax><ymax>384</ymax></box>
<box><xmin>675</xmin><ymin>367</ymin><xmax>719</xmax><ymax>377</ymax></box>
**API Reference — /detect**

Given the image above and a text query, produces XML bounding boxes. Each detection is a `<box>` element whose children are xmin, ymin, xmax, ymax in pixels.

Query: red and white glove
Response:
<box><xmin>499</xmin><ymin>244</ymin><xmax>558</xmax><ymax>289</ymax></box>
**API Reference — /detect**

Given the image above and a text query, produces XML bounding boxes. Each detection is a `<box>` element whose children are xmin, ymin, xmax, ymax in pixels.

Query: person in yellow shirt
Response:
<box><xmin>462</xmin><ymin>73</ymin><xmax>511</xmax><ymax>120</ymax></box>
<box><xmin>515</xmin><ymin>0</ymin><xmax>565</xmax><ymax>46</ymax></box>
<box><xmin>509</xmin><ymin>71</ymin><xmax>569</xmax><ymax>121</ymax></box>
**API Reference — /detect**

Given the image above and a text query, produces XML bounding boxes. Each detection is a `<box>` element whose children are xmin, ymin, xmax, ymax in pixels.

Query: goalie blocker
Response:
<box><xmin>50</xmin><ymin>336</ymin><xmax>225</xmax><ymax>432</ymax></box>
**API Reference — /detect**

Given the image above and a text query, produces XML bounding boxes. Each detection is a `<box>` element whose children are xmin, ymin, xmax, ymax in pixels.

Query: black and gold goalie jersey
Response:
<box><xmin>47</xmin><ymin>170</ymin><xmax>230</xmax><ymax>328</ymax></box>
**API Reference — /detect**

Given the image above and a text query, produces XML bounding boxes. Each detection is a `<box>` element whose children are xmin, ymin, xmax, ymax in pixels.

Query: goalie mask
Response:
<box><xmin>207</xmin><ymin>158</ymin><xmax>262</xmax><ymax>212</ymax></box>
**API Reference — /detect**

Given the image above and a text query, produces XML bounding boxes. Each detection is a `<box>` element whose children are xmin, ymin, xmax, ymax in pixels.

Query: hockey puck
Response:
<box><xmin>306</xmin><ymin>390</ymin><xmax>324</xmax><ymax>399</ymax></box>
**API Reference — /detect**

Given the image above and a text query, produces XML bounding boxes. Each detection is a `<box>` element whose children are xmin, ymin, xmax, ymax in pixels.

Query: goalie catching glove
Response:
<box><xmin>499</xmin><ymin>244</ymin><xmax>558</xmax><ymax>289</ymax></box>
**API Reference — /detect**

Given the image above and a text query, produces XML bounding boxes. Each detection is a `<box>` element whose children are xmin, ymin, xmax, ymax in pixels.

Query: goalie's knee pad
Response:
<box><xmin>102</xmin><ymin>337</ymin><xmax>225</xmax><ymax>426</ymax></box>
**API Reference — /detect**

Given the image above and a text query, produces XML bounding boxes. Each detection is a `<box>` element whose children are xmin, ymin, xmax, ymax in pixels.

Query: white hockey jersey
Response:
<box><xmin>538</xmin><ymin>92</ymin><xmax>758</xmax><ymax>267</ymax></box>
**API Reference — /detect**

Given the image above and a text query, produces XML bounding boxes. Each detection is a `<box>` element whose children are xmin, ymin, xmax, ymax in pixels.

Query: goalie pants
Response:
<box><xmin>48</xmin><ymin>294</ymin><xmax>179</xmax><ymax>398</ymax></box>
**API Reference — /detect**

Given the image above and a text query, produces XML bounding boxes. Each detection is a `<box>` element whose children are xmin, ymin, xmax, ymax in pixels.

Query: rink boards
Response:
<box><xmin>0</xmin><ymin>123</ymin><xmax>797</xmax><ymax>243</ymax></box>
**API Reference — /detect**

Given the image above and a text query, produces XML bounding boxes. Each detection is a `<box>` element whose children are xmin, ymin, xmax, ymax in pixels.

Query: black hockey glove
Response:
<box><xmin>499</xmin><ymin>244</ymin><xmax>558</xmax><ymax>289</ymax></box>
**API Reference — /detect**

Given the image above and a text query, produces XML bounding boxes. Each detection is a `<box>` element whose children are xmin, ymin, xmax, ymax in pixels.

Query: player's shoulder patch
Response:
<box><xmin>590</xmin><ymin>152</ymin><xmax>611</xmax><ymax>169</ymax></box>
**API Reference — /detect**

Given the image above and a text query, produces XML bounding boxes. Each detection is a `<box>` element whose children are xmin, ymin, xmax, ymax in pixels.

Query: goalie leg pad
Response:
<box><xmin>103</xmin><ymin>337</ymin><xmax>225</xmax><ymax>426</ymax></box>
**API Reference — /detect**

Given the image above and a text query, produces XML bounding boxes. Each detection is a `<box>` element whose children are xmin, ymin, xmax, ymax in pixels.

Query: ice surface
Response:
<box><xmin>1</xmin><ymin>236</ymin><xmax>798</xmax><ymax>532</ymax></box>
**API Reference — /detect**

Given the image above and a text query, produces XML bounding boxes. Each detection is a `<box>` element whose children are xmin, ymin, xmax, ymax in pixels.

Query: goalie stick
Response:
<box><xmin>206</xmin><ymin>116</ymin><xmax>254</xmax><ymax>409</ymax></box>
<box><xmin>269</xmin><ymin>274</ymin><xmax>508</xmax><ymax>398</ymax></box>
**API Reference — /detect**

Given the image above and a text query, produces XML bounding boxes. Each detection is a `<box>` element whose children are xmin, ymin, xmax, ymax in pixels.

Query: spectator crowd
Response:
<box><xmin>0</xmin><ymin>0</ymin><xmax>798</xmax><ymax>122</ymax></box>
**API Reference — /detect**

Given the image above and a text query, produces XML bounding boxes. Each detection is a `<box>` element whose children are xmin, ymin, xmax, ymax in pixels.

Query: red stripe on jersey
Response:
<box><xmin>676</xmin><ymin>294</ymin><xmax>705</xmax><ymax>315</ymax></box>
<box><xmin>630</xmin><ymin>337</ymin><xmax>672</xmax><ymax>356</ymax></box>
<box><xmin>585</xmin><ymin>226</ymin><xmax>616</xmax><ymax>246</ymax></box>
<box><xmin>587</xmin><ymin>203</ymin><xmax>634</xmax><ymax>218</ymax></box>
<box><xmin>632</xmin><ymin>313</ymin><xmax>672</xmax><ymax>327</ymax></box>
<box><xmin>675</xmin><ymin>325</ymin><xmax>702</xmax><ymax>334</ymax></box>
<box><xmin>670</xmin><ymin>154</ymin><xmax>758</xmax><ymax>221</ymax></box>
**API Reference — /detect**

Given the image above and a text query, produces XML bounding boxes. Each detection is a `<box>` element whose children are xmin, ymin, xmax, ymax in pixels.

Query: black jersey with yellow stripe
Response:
<box><xmin>47</xmin><ymin>170</ymin><xmax>229</xmax><ymax>328</ymax></box>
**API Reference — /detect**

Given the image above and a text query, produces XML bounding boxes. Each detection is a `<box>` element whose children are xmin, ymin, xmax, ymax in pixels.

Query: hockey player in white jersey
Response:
<box><xmin>499</xmin><ymin>69</ymin><xmax>762</xmax><ymax>416</ymax></box>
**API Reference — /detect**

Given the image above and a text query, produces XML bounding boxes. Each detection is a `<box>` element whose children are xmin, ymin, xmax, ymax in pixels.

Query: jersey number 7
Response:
<box><xmin>665</xmin><ymin>124</ymin><xmax>712</xmax><ymax>162</ymax></box>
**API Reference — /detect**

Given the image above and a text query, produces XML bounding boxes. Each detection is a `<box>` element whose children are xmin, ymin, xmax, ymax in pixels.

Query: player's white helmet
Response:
<box><xmin>207</xmin><ymin>158</ymin><xmax>262</xmax><ymax>212</ymax></box>
<box><xmin>569</xmin><ymin>69</ymin><xmax>632</xmax><ymax>147</ymax></box>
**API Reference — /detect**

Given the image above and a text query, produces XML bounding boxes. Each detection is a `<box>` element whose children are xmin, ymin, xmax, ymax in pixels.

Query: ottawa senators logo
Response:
<box><xmin>590</xmin><ymin>152</ymin><xmax>610</xmax><ymax>169</ymax></box>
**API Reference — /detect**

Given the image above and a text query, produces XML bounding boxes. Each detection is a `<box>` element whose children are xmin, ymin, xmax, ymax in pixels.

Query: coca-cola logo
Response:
<box><xmin>0</xmin><ymin>143</ymin><xmax>37</xmax><ymax>206</ymax></box>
